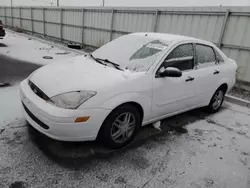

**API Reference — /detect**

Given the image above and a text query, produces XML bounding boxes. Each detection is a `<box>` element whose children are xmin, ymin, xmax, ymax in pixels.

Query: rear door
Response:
<box><xmin>193</xmin><ymin>43</ymin><xmax>223</xmax><ymax>104</ymax></box>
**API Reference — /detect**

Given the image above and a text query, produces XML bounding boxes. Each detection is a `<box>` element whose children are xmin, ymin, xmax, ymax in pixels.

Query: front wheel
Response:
<box><xmin>207</xmin><ymin>88</ymin><xmax>225</xmax><ymax>113</ymax></box>
<box><xmin>99</xmin><ymin>104</ymin><xmax>141</xmax><ymax>149</ymax></box>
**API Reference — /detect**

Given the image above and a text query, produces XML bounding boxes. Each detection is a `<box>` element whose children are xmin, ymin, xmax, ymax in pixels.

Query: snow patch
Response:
<box><xmin>0</xmin><ymin>85</ymin><xmax>23</xmax><ymax>127</ymax></box>
<box><xmin>0</xmin><ymin>31</ymin><xmax>80</xmax><ymax>65</ymax></box>
<box><xmin>152</xmin><ymin>121</ymin><xmax>162</xmax><ymax>131</ymax></box>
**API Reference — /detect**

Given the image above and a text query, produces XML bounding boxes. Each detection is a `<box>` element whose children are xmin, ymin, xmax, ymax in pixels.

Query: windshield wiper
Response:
<box><xmin>96</xmin><ymin>58</ymin><xmax>124</xmax><ymax>71</ymax></box>
<box><xmin>89</xmin><ymin>54</ymin><xmax>106</xmax><ymax>66</ymax></box>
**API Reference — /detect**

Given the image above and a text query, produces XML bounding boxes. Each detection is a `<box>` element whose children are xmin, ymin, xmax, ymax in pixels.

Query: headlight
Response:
<box><xmin>48</xmin><ymin>91</ymin><xmax>97</xmax><ymax>109</ymax></box>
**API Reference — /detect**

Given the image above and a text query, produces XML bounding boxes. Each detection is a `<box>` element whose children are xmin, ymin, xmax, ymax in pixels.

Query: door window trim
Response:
<box><xmin>155</xmin><ymin>43</ymin><xmax>195</xmax><ymax>77</ymax></box>
<box><xmin>213</xmin><ymin>47</ymin><xmax>225</xmax><ymax>63</ymax></box>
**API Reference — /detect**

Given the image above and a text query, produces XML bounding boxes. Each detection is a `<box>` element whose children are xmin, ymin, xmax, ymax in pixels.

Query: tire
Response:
<box><xmin>207</xmin><ymin>88</ymin><xmax>225</xmax><ymax>113</ymax></box>
<box><xmin>99</xmin><ymin>104</ymin><xmax>141</xmax><ymax>149</ymax></box>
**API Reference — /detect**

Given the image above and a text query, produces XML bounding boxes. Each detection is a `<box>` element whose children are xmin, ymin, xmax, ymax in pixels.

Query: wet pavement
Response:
<box><xmin>0</xmin><ymin>54</ymin><xmax>250</xmax><ymax>188</ymax></box>
<box><xmin>0</xmin><ymin>54</ymin><xmax>40</xmax><ymax>85</ymax></box>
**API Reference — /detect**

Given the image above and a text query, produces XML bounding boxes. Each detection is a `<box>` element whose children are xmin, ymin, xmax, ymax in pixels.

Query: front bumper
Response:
<box><xmin>20</xmin><ymin>79</ymin><xmax>111</xmax><ymax>141</ymax></box>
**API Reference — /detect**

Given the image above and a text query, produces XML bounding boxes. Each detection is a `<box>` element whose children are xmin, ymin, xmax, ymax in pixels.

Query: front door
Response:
<box><xmin>152</xmin><ymin>43</ymin><xmax>197</xmax><ymax>118</ymax></box>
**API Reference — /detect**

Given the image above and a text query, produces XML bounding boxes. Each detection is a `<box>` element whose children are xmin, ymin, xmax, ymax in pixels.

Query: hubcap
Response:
<box><xmin>212</xmin><ymin>90</ymin><xmax>224</xmax><ymax>110</ymax></box>
<box><xmin>111</xmin><ymin>112</ymin><xmax>136</xmax><ymax>144</ymax></box>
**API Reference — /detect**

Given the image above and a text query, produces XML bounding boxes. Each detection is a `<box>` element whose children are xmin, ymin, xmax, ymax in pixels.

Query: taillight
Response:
<box><xmin>0</xmin><ymin>20</ymin><xmax>3</xmax><ymax>28</ymax></box>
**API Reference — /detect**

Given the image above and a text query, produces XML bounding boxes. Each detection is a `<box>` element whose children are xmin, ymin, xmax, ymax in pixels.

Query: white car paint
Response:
<box><xmin>20</xmin><ymin>32</ymin><xmax>237</xmax><ymax>142</ymax></box>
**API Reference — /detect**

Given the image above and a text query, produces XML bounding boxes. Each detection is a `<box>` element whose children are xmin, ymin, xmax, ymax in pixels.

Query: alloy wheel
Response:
<box><xmin>212</xmin><ymin>90</ymin><xmax>224</xmax><ymax>110</ymax></box>
<box><xmin>111</xmin><ymin>112</ymin><xmax>136</xmax><ymax>144</ymax></box>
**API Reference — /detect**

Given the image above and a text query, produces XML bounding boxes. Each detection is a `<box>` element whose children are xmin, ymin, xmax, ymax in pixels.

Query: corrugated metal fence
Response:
<box><xmin>0</xmin><ymin>6</ymin><xmax>250</xmax><ymax>88</ymax></box>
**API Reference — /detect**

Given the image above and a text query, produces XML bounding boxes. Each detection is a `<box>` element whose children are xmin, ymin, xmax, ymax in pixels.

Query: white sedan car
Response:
<box><xmin>20</xmin><ymin>33</ymin><xmax>237</xmax><ymax>148</ymax></box>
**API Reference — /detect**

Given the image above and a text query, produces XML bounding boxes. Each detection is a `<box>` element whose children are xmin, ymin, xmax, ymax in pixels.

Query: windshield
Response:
<box><xmin>92</xmin><ymin>35</ymin><xmax>169</xmax><ymax>72</ymax></box>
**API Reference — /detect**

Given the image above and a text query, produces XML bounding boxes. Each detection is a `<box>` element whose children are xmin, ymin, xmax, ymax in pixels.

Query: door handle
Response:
<box><xmin>186</xmin><ymin>76</ymin><xmax>194</xmax><ymax>82</ymax></box>
<box><xmin>214</xmin><ymin>70</ymin><xmax>220</xmax><ymax>75</ymax></box>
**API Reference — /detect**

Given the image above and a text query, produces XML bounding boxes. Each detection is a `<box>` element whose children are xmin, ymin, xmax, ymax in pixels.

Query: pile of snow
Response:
<box><xmin>0</xmin><ymin>30</ymin><xmax>81</xmax><ymax>65</ymax></box>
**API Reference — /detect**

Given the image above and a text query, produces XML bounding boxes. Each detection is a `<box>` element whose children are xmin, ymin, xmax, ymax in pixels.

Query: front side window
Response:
<box><xmin>159</xmin><ymin>43</ymin><xmax>194</xmax><ymax>71</ymax></box>
<box><xmin>196</xmin><ymin>44</ymin><xmax>216</xmax><ymax>64</ymax></box>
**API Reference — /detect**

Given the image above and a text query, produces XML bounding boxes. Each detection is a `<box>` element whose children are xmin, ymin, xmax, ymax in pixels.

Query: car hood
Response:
<box><xmin>30</xmin><ymin>55</ymin><xmax>143</xmax><ymax>98</ymax></box>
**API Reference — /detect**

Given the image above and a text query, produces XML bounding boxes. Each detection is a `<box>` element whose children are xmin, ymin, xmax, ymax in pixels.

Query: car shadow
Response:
<box><xmin>28</xmin><ymin>107</ymin><xmax>226</xmax><ymax>170</ymax></box>
<box><xmin>0</xmin><ymin>43</ymin><xmax>7</xmax><ymax>47</ymax></box>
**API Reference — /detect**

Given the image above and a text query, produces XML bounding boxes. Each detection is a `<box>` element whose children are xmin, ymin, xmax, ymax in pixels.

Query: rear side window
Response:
<box><xmin>163</xmin><ymin>43</ymin><xmax>194</xmax><ymax>71</ymax></box>
<box><xmin>196</xmin><ymin>44</ymin><xmax>216</xmax><ymax>64</ymax></box>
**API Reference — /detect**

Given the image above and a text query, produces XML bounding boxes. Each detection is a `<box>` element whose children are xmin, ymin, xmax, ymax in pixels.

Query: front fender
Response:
<box><xmin>101</xmin><ymin>92</ymin><xmax>152</xmax><ymax>122</ymax></box>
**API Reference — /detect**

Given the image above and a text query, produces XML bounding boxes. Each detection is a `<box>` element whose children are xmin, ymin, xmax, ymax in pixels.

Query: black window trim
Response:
<box><xmin>155</xmin><ymin>42</ymin><xmax>195</xmax><ymax>78</ymax></box>
<box><xmin>194</xmin><ymin>43</ymin><xmax>218</xmax><ymax>65</ymax></box>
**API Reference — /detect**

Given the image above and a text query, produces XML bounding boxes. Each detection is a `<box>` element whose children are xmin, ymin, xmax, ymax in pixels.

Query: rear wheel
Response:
<box><xmin>99</xmin><ymin>104</ymin><xmax>141</xmax><ymax>149</ymax></box>
<box><xmin>207</xmin><ymin>88</ymin><xmax>225</xmax><ymax>113</ymax></box>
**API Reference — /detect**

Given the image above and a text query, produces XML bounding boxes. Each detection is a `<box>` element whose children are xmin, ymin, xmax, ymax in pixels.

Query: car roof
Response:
<box><xmin>130</xmin><ymin>32</ymin><xmax>211</xmax><ymax>46</ymax></box>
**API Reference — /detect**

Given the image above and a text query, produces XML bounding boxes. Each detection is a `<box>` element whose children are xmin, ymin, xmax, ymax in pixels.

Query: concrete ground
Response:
<box><xmin>1</xmin><ymin>51</ymin><xmax>250</xmax><ymax>188</ymax></box>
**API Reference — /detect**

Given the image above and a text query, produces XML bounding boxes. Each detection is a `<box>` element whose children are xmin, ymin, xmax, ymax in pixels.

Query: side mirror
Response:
<box><xmin>159</xmin><ymin>67</ymin><xmax>182</xmax><ymax>78</ymax></box>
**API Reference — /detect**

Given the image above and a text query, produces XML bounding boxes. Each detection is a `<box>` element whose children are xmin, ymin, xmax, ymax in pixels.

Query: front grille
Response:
<box><xmin>28</xmin><ymin>80</ymin><xmax>50</xmax><ymax>101</ymax></box>
<box><xmin>22</xmin><ymin>102</ymin><xmax>49</xmax><ymax>130</ymax></box>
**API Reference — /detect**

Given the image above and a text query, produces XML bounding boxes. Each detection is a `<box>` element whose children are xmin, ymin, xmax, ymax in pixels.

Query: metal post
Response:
<box><xmin>218</xmin><ymin>9</ymin><xmax>230</xmax><ymax>48</ymax></box>
<box><xmin>31</xmin><ymin>7</ymin><xmax>34</xmax><ymax>34</ymax></box>
<box><xmin>60</xmin><ymin>8</ymin><xmax>63</xmax><ymax>42</ymax></box>
<box><xmin>43</xmin><ymin>7</ymin><xmax>45</xmax><ymax>37</ymax></box>
<box><xmin>109</xmin><ymin>9</ymin><xmax>114</xmax><ymax>41</ymax></box>
<box><xmin>102</xmin><ymin>0</ymin><xmax>105</xmax><ymax>7</ymax></box>
<box><xmin>10</xmin><ymin>0</ymin><xmax>13</xmax><ymax>26</ymax></box>
<box><xmin>57</xmin><ymin>0</ymin><xmax>59</xmax><ymax>7</ymax></box>
<box><xmin>82</xmin><ymin>8</ymin><xmax>84</xmax><ymax>46</ymax></box>
<box><xmin>11</xmin><ymin>6</ymin><xmax>13</xmax><ymax>27</ymax></box>
<box><xmin>153</xmin><ymin>10</ymin><xmax>159</xmax><ymax>32</ymax></box>
<box><xmin>19</xmin><ymin>7</ymin><xmax>22</xmax><ymax>28</ymax></box>
<box><xmin>4</xmin><ymin>7</ymin><xmax>6</xmax><ymax>26</ymax></box>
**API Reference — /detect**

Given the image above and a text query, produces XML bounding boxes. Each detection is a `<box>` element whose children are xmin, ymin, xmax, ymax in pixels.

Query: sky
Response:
<box><xmin>1</xmin><ymin>0</ymin><xmax>250</xmax><ymax>7</ymax></box>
